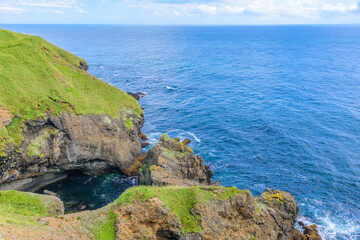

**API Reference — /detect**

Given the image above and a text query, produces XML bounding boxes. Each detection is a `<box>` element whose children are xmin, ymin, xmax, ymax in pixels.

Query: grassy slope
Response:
<box><xmin>0</xmin><ymin>186</ymin><xmax>250</xmax><ymax>239</ymax></box>
<box><xmin>0</xmin><ymin>29</ymin><xmax>142</xmax><ymax>153</ymax></box>
<box><xmin>0</xmin><ymin>190</ymin><xmax>59</xmax><ymax>229</ymax></box>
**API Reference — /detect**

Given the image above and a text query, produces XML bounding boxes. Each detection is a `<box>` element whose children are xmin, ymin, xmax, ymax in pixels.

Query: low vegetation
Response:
<box><xmin>0</xmin><ymin>29</ymin><xmax>143</xmax><ymax>154</ymax></box>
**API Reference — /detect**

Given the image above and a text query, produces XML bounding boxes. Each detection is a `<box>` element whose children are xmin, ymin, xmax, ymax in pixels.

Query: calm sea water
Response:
<box><xmin>2</xmin><ymin>24</ymin><xmax>360</xmax><ymax>240</ymax></box>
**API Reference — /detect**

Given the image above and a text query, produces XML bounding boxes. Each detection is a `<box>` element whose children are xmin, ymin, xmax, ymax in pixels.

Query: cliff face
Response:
<box><xmin>114</xmin><ymin>186</ymin><xmax>299</xmax><ymax>240</ymax></box>
<box><xmin>0</xmin><ymin>29</ymin><xmax>144</xmax><ymax>189</ymax></box>
<box><xmin>0</xmin><ymin>111</ymin><xmax>144</xmax><ymax>189</ymax></box>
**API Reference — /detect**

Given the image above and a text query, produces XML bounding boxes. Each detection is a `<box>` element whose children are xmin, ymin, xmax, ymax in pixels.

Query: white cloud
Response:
<box><xmin>196</xmin><ymin>4</ymin><xmax>217</xmax><ymax>14</ymax></box>
<box><xmin>0</xmin><ymin>6</ymin><xmax>28</xmax><ymax>13</ymax></box>
<box><xmin>0</xmin><ymin>0</ymin><xmax>85</xmax><ymax>14</ymax></box>
<box><xmin>131</xmin><ymin>0</ymin><xmax>359</xmax><ymax>19</ymax></box>
<box><xmin>18</xmin><ymin>0</ymin><xmax>78</xmax><ymax>8</ymax></box>
<box><xmin>322</xmin><ymin>3</ymin><xmax>358</xmax><ymax>13</ymax></box>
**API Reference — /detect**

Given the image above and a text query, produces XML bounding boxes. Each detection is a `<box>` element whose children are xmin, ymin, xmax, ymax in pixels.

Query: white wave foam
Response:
<box><xmin>317</xmin><ymin>215</ymin><xmax>360</xmax><ymax>240</ymax></box>
<box><xmin>297</xmin><ymin>201</ymin><xmax>360</xmax><ymax>240</ymax></box>
<box><xmin>165</xmin><ymin>129</ymin><xmax>201</xmax><ymax>143</ymax></box>
<box><xmin>185</xmin><ymin>131</ymin><xmax>201</xmax><ymax>143</ymax></box>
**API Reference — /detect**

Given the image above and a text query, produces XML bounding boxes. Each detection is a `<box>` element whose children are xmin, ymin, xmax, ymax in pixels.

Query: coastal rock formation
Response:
<box><xmin>114</xmin><ymin>186</ymin><xmax>301</xmax><ymax>240</ymax></box>
<box><xmin>0</xmin><ymin>29</ymin><xmax>145</xmax><ymax>190</ymax></box>
<box><xmin>291</xmin><ymin>224</ymin><xmax>322</xmax><ymax>240</ymax></box>
<box><xmin>0</xmin><ymin>111</ymin><xmax>144</xmax><ymax>190</ymax></box>
<box><xmin>0</xmin><ymin>186</ymin><xmax>312</xmax><ymax>240</ymax></box>
<box><xmin>138</xmin><ymin>134</ymin><xmax>214</xmax><ymax>186</ymax></box>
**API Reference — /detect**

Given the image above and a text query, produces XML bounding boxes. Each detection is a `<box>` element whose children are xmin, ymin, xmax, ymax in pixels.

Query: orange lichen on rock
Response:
<box><xmin>123</xmin><ymin>152</ymin><xmax>147</xmax><ymax>176</ymax></box>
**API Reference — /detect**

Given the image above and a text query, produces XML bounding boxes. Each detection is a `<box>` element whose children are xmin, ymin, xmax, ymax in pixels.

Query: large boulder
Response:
<box><xmin>138</xmin><ymin>134</ymin><xmax>214</xmax><ymax>186</ymax></box>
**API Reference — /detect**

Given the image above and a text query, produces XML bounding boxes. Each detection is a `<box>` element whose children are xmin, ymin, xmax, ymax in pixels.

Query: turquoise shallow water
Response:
<box><xmin>1</xmin><ymin>24</ymin><xmax>360</xmax><ymax>239</ymax></box>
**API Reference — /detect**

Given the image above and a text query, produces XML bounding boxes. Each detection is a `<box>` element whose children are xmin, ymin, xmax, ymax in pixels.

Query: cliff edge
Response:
<box><xmin>0</xmin><ymin>29</ymin><xmax>144</xmax><ymax>189</ymax></box>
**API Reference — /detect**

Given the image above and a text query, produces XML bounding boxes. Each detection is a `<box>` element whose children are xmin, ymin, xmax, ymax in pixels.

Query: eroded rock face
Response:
<box><xmin>0</xmin><ymin>111</ymin><xmax>144</xmax><ymax>189</ymax></box>
<box><xmin>138</xmin><ymin>134</ymin><xmax>214</xmax><ymax>186</ymax></box>
<box><xmin>114</xmin><ymin>186</ymin><xmax>302</xmax><ymax>240</ymax></box>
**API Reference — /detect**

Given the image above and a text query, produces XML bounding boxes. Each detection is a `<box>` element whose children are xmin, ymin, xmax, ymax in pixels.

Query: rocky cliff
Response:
<box><xmin>0</xmin><ymin>186</ymin><xmax>322</xmax><ymax>240</ymax></box>
<box><xmin>0</xmin><ymin>111</ymin><xmax>144</xmax><ymax>190</ymax></box>
<box><xmin>0</xmin><ymin>29</ymin><xmax>144</xmax><ymax>190</ymax></box>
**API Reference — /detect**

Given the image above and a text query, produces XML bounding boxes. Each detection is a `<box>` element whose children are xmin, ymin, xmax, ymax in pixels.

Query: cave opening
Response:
<box><xmin>36</xmin><ymin>171</ymin><xmax>136</xmax><ymax>213</ymax></box>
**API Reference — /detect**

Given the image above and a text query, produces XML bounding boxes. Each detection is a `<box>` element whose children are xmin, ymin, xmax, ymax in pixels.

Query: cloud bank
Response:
<box><xmin>0</xmin><ymin>0</ymin><xmax>85</xmax><ymax>14</ymax></box>
<box><xmin>131</xmin><ymin>0</ymin><xmax>359</xmax><ymax>19</ymax></box>
<box><xmin>0</xmin><ymin>0</ymin><xmax>359</xmax><ymax>23</ymax></box>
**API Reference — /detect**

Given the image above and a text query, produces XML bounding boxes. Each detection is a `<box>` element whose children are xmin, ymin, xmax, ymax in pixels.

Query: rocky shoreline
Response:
<box><xmin>0</xmin><ymin>29</ymin><xmax>322</xmax><ymax>239</ymax></box>
<box><xmin>0</xmin><ymin>133</ymin><xmax>322</xmax><ymax>239</ymax></box>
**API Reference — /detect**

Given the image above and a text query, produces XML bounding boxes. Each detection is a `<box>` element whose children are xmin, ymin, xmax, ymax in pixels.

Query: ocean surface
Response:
<box><xmin>1</xmin><ymin>24</ymin><xmax>360</xmax><ymax>240</ymax></box>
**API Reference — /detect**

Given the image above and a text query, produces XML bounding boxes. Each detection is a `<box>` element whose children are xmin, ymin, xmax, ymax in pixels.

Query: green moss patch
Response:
<box><xmin>124</xmin><ymin>118</ymin><xmax>134</xmax><ymax>130</ymax></box>
<box><xmin>27</xmin><ymin>130</ymin><xmax>49</xmax><ymax>158</ymax></box>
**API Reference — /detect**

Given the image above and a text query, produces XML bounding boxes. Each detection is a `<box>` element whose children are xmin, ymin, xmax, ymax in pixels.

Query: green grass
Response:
<box><xmin>115</xmin><ymin>186</ymin><xmax>247</xmax><ymax>234</ymax></box>
<box><xmin>0</xmin><ymin>190</ymin><xmax>54</xmax><ymax>217</ymax></box>
<box><xmin>124</xmin><ymin>118</ymin><xmax>134</xmax><ymax>130</ymax></box>
<box><xmin>0</xmin><ymin>29</ymin><xmax>143</xmax><ymax>154</ymax></box>
<box><xmin>78</xmin><ymin>206</ymin><xmax>117</xmax><ymax>240</ymax></box>
<box><xmin>93</xmin><ymin>209</ymin><xmax>117</xmax><ymax>240</ymax></box>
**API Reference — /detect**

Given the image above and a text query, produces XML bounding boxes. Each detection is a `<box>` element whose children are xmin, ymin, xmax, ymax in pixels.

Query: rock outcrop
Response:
<box><xmin>0</xmin><ymin>186</ymin><xmax>308</xmax><ymax>240</ymax></box>
<box><xmin>0</xmin><ymin>111</ymin><xmax>144</xmax><ymax>190</ymax></box>
<box><xmin>291</xmin><ymin>224</ymin><xmax>322</xmax><ymax>240</ymax></box>
<box><xmin>138</xmin><ymin>134</ymin><xmax>214</xmax><ymax>186</ymax></box>
<box><xmin>114</xmin><ymin>186</ymin><xmax>300</xmax><ymax>239</ymax></box>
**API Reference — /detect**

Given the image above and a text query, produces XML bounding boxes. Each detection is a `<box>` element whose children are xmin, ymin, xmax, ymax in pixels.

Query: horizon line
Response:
<box><xmin>1</xmin><ymin>23</ymin><xmax>360</xmax><ymax>27</ymax></box>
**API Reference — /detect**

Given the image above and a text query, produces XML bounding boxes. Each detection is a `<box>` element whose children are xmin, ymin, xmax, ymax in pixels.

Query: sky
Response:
<box><xmin>0</xmin><ymin>0</ymin><xmax>359</xmax><ymax>25</ymax></box>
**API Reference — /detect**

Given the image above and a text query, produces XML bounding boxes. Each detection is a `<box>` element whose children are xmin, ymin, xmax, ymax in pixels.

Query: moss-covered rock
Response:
<box><xmin>0</xmin><ymin>186</ymin><xmax>317</xmax><ymax>240</ymax></box>
<box><xmin>138</xmin><ymin>134</ymin><xmax>214</xmax><ymax>186</ymax></box>
<box><xmin>0</xmin><ymin>190</ymin><xmax>64</xmax><ymax>217</ymax></box>
<box><xmin>113</xmin><ymin>186</ymin><xmax>301</xmax><ymax>240</ymax></box>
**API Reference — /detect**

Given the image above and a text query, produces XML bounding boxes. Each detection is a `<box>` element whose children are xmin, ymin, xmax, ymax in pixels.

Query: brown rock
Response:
<box><xmin>127</xmin><ymin>92</ymin><xmax>146</xmax><ymax>101</ymax></box>
<box><xmin>123</xmin><ymin>152</ymin><xmax>146</xmax><ymax>176</ymax></box>
<box><xmin>115</xmin><ymin>186</ymin><xmax>301</xmax><ymax>240</ymax></box>
<box><xmin>182</xmin><ymin>138</ymin><xmax>191</xmax><ymax>145</ymax></box>
<box><xmin>138</xmin><ymin>134</ymin><xmax>213</xmax><ymax>186</ymax></box>
<box><xmin>0</xmin><ymin>106</ymin><xmax>13</xmax><ymax>131</ymax></box>
<box><xmin>141</xmin><ymin>142</ymin><xmax>150</xmax><ymax>148</ymax></box>
<box><xmin>291</xmin><ymin>224</ymin><xmax>322</xmax><ymax>240</ymax></box>
<box><xmin>140</xmin><ymin>133</ymin><xmax>148</xmax><ymax>141</ymax></box>
<box><xmin>0</xmin><ymin>110</ymin><xmax>144</xmax><ymax>188</ymax></box>
<box><xmin>43</xmin><ymin>189</ymin><xmax>57</xmax><ymax>196</ymax></box>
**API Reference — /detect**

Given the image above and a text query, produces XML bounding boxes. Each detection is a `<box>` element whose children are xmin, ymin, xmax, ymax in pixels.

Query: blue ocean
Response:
<box><xmin>1</xmin><ymin>24</ymin><xmax>359</xmax><ymax>240</ymax></box>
